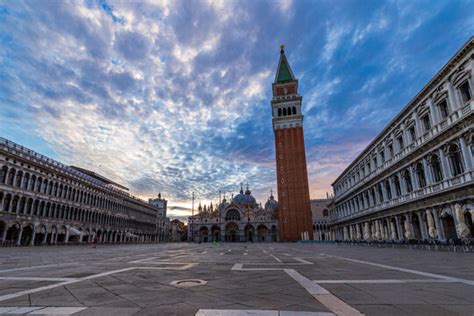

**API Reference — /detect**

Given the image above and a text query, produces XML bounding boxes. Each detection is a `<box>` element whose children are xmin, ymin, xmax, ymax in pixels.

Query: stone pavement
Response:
<box><xmin>0</xmin><ymin>243</ymin><xmax>473</xmax><ymax>315</ymax></box>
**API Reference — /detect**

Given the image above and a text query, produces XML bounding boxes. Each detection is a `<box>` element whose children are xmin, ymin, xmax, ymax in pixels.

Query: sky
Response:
<box><xmin>0</xmin><ymin>0</ymin><xmax>473</xmax><ymax>219</ymax></box>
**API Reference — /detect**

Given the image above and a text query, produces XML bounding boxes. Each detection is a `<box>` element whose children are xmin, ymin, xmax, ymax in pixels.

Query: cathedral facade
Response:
<box><xmin>188</xmin><ymin>186</ymin><xmax>279</xmax><ymax>242</ymax></box>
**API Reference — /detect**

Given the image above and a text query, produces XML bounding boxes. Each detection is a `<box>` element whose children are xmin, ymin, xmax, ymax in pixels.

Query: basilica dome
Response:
<box><xmin>233</xmin><ymin>185</ymin><xmax>256</xmax><ymax>205</ymax></box>
<box><xmin>265</xmin><ymin>193</ymin><xmax>278</xmax><ymax>210</ymax></box>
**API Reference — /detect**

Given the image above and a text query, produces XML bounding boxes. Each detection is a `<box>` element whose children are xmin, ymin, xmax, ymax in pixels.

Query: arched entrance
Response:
<box><xmin>244</xmin><ymin>224</ymin><xmax>254</xmax><ymax>242</ymax></box>
<box><xmin>56</xmin><ymin>226</ymin><xmax>67</xmax><ymax>243</ymax></box>
<box><xmin>0</xmin><ymin>221</ymin><xmax>6</xmax><ymax>244</ymax></box>
<box><xmin>441</xmin><ymin>213</ymin><xmax>457</xmax><ymax>240</ymax></box>
<box><xmin>199</xmin><ymin>226</ymin><xmax>209</xmax><ymax>242</ymax></box>
<box><xmin>225</xmin><ymin>222</ymin><xmax>239</xmax><ymax>242</ymax></box>
<box><xmin>465</xmin><ymin>212</ymin><xmax>474</xmax><ymax>237</ymax></box>
<box><xmin>6</xmin><ymin>224</ymin><xmax>20</xmax><ymax>244</ymax></box>
<box><xmin>21</xmin><ymin>224</ymin><xmax>34</xmax><ymax>246</ymax></box>
<box><xmin>34</xmin><ymin>225</ymin><xmax>47</xmax><ymax>245</ymax></box>
<box><xmin>411</xmin><ymin>214</ymin><xmax>422</xmax><ymax>240</ymax></box>
<box><xmin>211</xmin><ymin>225</ymin><xmax>220</xmax><ymax>242</ymax></box>
<box><xmin>257</xmin><ymin>225</ymin><xmax>268</xmax><ymax>242</ymax></box>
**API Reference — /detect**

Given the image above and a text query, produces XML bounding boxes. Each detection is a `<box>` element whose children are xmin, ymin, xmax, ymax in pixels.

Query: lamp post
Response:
<box><xmin>191</xmin><ymin>192</ymin><xmax>195</xmax><ymax>242</ymax></box>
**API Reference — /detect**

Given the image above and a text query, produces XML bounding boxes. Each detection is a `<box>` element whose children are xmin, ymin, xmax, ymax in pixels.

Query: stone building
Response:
<box><xmin>0</xmin><ymin>137</ymin><xmax>166</xmax><ymax>246</ymax></box>
<box><xmin>170</xmin><ymin>219</ymin><xmax>187</xmax><ymax>242</ymax></box>
<box><xmin>311</xmin><ymin>197</ymin><xmax>332</xmax><ymax>241</ymax></box>
<box><xmin>149</xmin><ymin>193</ymin><xmax>169</xmax><ymax>241</ymax></box>
<box><xmin>188</xmin><ymin>186</ymin><xmax>279</xmax><ymax>242</ymax></box>
<box><xmin>330</xmin><ymin>37</ymin><xmax>474</xmax><ymax>243</ymax></box>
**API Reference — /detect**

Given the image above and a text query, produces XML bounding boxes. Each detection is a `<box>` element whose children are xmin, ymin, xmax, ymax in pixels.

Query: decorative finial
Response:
<box><xmin>280</xmin><ymin>44</ymin><xmax>285</xmax><ymax>54</ymax></box>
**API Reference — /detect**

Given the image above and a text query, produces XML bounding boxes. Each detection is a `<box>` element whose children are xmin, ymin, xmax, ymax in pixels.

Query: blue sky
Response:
<box><xmin>0</xmin><ymin>0</ymin><xmax>473</xmax><ymax>218</ymax></box>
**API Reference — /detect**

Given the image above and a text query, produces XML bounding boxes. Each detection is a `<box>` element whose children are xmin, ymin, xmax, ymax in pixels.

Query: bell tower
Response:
<box><xmin>271</xmin><ymin>45</ymin><xmax>313</xmax><ymax>241</ymax></box>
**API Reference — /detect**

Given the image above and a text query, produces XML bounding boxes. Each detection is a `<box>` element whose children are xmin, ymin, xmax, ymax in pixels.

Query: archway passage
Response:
<box><xmin>244</xmin><ymin>224</ymin><xmax>254</xmax><ymax>242</ymax></box>
<box><xmin>199</xmin><ymin>226</ymin><xmax>209</xmax><ymax>243</ymax></box>
<box><xmin>57</xmin><ymin>226</ymin><xmax>67</xmax><ymax>243</ymax></box>
<box><xmin>211</xmin><ymin>226</ymin><xmax>220</xmax><ymax>242</ymax></box>
<box><xmin>465</xmin><ymin>212</ymin><xmax>474</xmax><ymax>237</ymax></box>
<box><xmin>21</xmin><ymin>224</ymin><xmax>34</xmax><ymax>246</ymax></box>
<box><xmin>5</xmin><ymin>224</ymin><xmax>20</xmax><ymax>245</ymax></box>
<box><xmin>411</xmin><ymin>214</ymin><xmax>422</xmax><ymax>240</ymax></box>
<box><xmin>34</xmin><ymin>226</ymin><xmax>47</xmax><ymax>245</ymax></box>
<box><xmin>0</xmin><ymin>221</ymin><xmax>6</xmax><ymax>244</ymax></box>
<box><xmin>225</xmin><ymin>222</ymin><xmax>239</xmax><ymax>242</ymax></box>
<box><xmin>257</xmin><ymin>225</ymin><xmax>268</xmax><ymax>242</ymax></box>
<box><xmin>442</xmin><ymin>214</ymin><xmax>457</xmax><ymax>240</ymax></box>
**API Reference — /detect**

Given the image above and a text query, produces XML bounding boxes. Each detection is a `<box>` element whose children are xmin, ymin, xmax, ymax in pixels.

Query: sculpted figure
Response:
<box><xmin>454</xmin><ymin>203</ymin><xmax>470</xmax><ymax>238</ymax></box>
<box><xmin>425</xmin><ymin>210</ymin><xmax>437</xmax><ymax>239</ymax></box>
<box><xmin>404</xmin><ymin>218</ymin><xmax>413</xmax><ymax>239</ymax></box>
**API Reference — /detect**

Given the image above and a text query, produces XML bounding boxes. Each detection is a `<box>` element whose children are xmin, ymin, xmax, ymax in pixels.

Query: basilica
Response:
<box><xmin>188</xmin><ymin>186</ymin><xmax>279</xmax><ymax>242</ymax></box>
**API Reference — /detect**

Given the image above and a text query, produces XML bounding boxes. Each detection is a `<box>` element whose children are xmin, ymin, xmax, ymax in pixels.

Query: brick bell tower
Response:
<box><xmin>271</xmin><ymin>44</ymin><xmax>313</xmax><ymax>241</ymax></box>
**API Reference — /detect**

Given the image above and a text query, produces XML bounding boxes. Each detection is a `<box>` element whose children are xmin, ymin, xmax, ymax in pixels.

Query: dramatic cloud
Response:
<box><xmin>0</xmin><ymin>0</ymin><xmax>472</xmax><ymax>218</ymax></box>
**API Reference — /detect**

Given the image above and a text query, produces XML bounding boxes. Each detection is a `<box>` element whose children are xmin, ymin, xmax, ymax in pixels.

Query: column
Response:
<box><xmin>460</xmin><ymin>136</ymin><xmax>472</xmax><ymax>171</ymax></box>
<box><xmin>447</xmin><ymin>81</ymin><xmax>460</xmax><ymax>111</ymax></box>
<box><xmin>438</xmin><ymin>148</ymin><xmax>451</xmax><ymax>179</ymax></box>
<box><xmin>422</xmin><ymin>158</ymin><xmax>433</xmax><ymax>185</ymax></box>
<box><xmin>390</xmin><ymin>219</ymin><xmax>397</xmax><ymax>240</ymax></box>
<box><xmin>355</xmin><ymin>224</ymin><xmax>361</xmax><ymax>240</ymax></box>
<box><xmin>16</xmin><ymin>228</ymin><xmax>23</xmax><ymax>246</ymax></box>
<box><xmin>417</xmin><ymin>212</ymin><xmax>428</xmax><ymax>240</ymax></box>
<box><xmin>427</xmin><ymin>98</ymin><xmax>439</xmax><ymax>125</ymax></box>
<box><xmin>386</xmin><ymin>219</ymin><xmax>392</xmax><ymax>240</ymax></box>
<box><xmin>389</xmin><ymin>178</ymin><xmax>396</xmax><ymax>200</ymax></box>
<box><xmin>64</xmin><ymin>230</ymin><xmax>69</xmax><ymax>244</ymax></box>
<box><xmin>398</xmin><ymin>172</ymin><xmax>407</xmax><ymax>195</ymax></box>
<box><xmin>375</xmin><ymin>220</ymin><xmax>381</xmax><ymax>240</ymax></box>
<box><xmin>42</xmin><ymin>231</ymin><xmax>48</xmax><ymax>244</ymax></box>
<box><xmin>29</xmin><ymin>230</ymin><xmax>36</xmax><ymax>246</ymax></box>
<box><xmin>395</xmin><ymin>216</ymin><xmax>403</xmax><ymax>241</ymax></box>
<box><xmin>410</xmin><ymin>166</ymin><xmax>419</xmax><ymax>191</ymax></box>
<box><xmin>433</xmin><ymin>209</ymin><xmax>446</xmax><ymax>241</ymax></box>
<box><xmin>1</xmin><ymin>228</ymin><xmax>7</xmax><ymax>244</ymax></box>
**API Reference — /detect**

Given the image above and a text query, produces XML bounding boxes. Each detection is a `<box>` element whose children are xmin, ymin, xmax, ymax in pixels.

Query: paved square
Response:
<box><xmin>0</xmin><ymin>243</ymin><xmax>473</xmax><ymax>315</ymax></box>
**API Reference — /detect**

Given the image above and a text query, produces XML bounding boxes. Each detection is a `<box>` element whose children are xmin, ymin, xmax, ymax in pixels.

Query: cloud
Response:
<box><xmin>0</xmin><ymin>0</ymin><xmax>472</xmax><ymax>218</ymax></box>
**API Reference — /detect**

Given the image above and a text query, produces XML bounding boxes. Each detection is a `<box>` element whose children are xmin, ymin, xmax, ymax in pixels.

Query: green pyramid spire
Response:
<box><xmin>275</xmin><ymin>44</ymin><xmax>296</xmax><ymax>83</ymax></box>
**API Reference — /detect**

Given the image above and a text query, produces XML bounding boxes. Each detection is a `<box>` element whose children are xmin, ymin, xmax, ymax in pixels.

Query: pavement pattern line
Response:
<box><xmin>326</xmin><ymin>254</ymin><xmax>474</xmax><ymax>286</ymax></box>
<box><xmin>314</xmin><ymin>279</ymin><xmax>456</xmax><ymax>284</ymax></box>
<box><xmin>232</xmin><ymin>263</ymin><xmax>363</xmax><ymax>316</ymax></box>
<box><xmin>0</xmin><ymin>277</ymin><xmax>77</xmax><ymax>282</ymax></box>
<box><xmin>195</xmin><ymin>309</ymin><xmax>335</xmax><ymax>315</ymax></box>
<box><xmin>0</xmin><ymin>263</ymin><xmax>78</xmax><ymax>274</ymax></box>
<box><xmin>0</xmin><ymin>263</ymin><xmax>197</xmax><ymax>303</ymax></box>
<box><xmin>0</xmin><ymin>306</ymin><xmax>86</xmax><ymax>315</ymax></box>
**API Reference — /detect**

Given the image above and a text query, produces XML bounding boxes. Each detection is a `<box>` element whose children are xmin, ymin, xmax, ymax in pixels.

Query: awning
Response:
<box><xmin>68</xmin><ymin>226</ymin><xmax>81</xmax><ymax>236</ymax></box>
<box><xmin>126</xmin><ymin>232</ymin><xmax>139</xmax><ymax>238</ymax></box>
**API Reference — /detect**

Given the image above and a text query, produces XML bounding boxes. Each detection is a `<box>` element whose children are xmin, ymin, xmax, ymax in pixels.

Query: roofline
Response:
<box><xmin>331</xmin><ymin>36</ymin><xmax>474</xmax><ymax>186</ymax></box>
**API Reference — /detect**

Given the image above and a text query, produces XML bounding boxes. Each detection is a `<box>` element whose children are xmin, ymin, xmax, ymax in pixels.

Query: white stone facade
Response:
<box><xmin>0</xmin><ymin>138</ymin><xmax>165</xmax><ymax>246</ymax></box>
<box><xmin>330</xmin><ymin>37</ymin><xmax>474</xmax><ymax>243</ymax></box>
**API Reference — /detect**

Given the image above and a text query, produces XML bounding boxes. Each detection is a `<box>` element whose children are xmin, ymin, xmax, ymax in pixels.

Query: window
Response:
<box><xmin>408</xmin><ymin>126</ymin><xmax>416</xmax><ymax>143</ymax></box>
<box><xmin>367</xmin><ymin>162</ymin><xmax>371</xmax><ymax>173</ymax></box>
<box><xmin>403</xmin><ymin>170</ymin><xmax>413</xmax><ymax>193</ymax></box>
<box><xmin>459</xmin><ymin>81</ymin><xmax>472</xmax><ymax>103</ymax></box>
<box><xmin>292</xmin><ymin>106</ymin><xmax>296</xmax><ymax>115</ymax></box>
<box><xmin>422</xmin><ymin>114</ymin><xmax>431</xmax><ymax>132</ymax></box>
<box><xmin>385</xmin><ymin>180</ymin><xmax>392</xmax><ymax>200</ymax></box>
<box><xmin>388</xmin><ymin>144</ymin><xmax>394</xmax><ymax>158</ymax></box>
<box><xmin>378</xmin><ymin>184</ymin><xmax>384</xmax><ymax>203</ymax></box>
<box><xmin>393</xmin><ymin>175</ymin><xmax>402</xmax><ymax>196</ymax></box>
<box><xmin>278</xmin><ymin>108</ymin><xmax>282</xmax><ymax>117</ymax></box>
<box><xmin>323</xmin><ymin>209</ymin><xmax>329</xmax><ymax>217</ymax></box>
<box><xmin>416</xmin><ymin>162</ymin><xmax>426</xmax><ymax>188</ymax></box>
<box><xmin>429</xmin><ymin>154</ymin><xmax>443</xmax><ymax>182</ymax></box>
<box><xmin>397</xmin><ymin>136</ymin><xmax>404</xmax><ymax>151</ymax></box>
<box><xmin>283</xmin><ymin>108</ymin><xmax>287</xmax><ymax>116</ymax></box>
<box><xmin>373</xmin><ymin>157</ymin><xmax>377</xmax><ymax>168</ymax></box>
<box><xmin>448</xmin><ymin>144</ymin><xmax>464</xmax><ymax>176</ymax></box>
<box><xmin>380</xmin><ymin>150</ymin><xmax>385</xmax><ymax>163</ymax></box>
<box><xmin>438</xmin><ymin>99</ymin><xmax>449</xmax><ymax>119</ymax></box>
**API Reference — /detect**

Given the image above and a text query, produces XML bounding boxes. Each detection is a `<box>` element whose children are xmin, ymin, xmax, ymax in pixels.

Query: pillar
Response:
<box><xmin>390</xmin><ymin>219</ymin><xmax>397</xmax><ymax>240</ymax></box>
<box><xmin>454</xmin><ymin>203</ymin><xmax>470</xmax><ymax>238</ymax></box>
<box><xmin>460</xmin><ymin>136</ymin><xmax>472</xmax><ymax>171</ymax></box>
<box><xmin>16</xmin><ymin>228</ymin><xmax>23</xmax><ymax>246</ymax></box>
<box><xmin>395</xmin><ymin>216</ymin><xmax>403</xmax><ymax>241</ymax></box>
<box><xmin>433</xmin><ymin>210</ymin><xmax>446</xmax><ymax>241</ymax></box>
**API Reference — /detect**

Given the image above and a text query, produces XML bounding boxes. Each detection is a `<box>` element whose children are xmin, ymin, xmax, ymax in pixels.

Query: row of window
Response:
<box><xmin>0</xmin><ymin>165</ymin><xmax>156</xmax><ymax>221</ymax></box>
<box><xmin>0</xmin><ymin>192</ymin><xmax>155</xmax><ymax>231</ymax></box>
<box><xmin>334</xmin><ymin>143</ymin><xmax>466</xmax><ymax>219</ymax></box>
<box><xmin>335</xmin><ymin>80</ymin><xmax>472</xmax><ymax>196</ymax></box>
<box><xmin>277</xmin><ymin>106</ymin><xmax>297</xmax><ymax>117</ymax></box>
